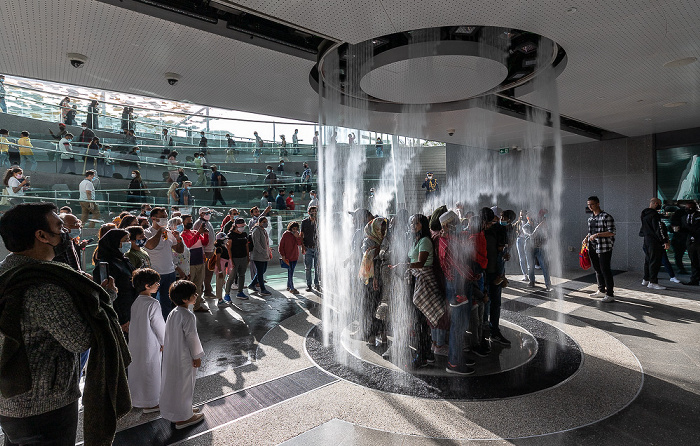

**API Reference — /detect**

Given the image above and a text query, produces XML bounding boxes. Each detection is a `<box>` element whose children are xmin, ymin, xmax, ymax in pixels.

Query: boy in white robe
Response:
<box><xmin>160</xmin><ymin>280</ymin><xmax>205</xmax><ymax>429</ymax></box>
<box><xmin>128</xmin><ymin>268</ymin><xmax>166</xmax><ymax>412</ymax></box>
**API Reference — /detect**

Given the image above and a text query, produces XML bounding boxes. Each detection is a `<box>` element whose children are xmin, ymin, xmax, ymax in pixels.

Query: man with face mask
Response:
<box><xmin>308</xmin><ymin>190</ymin><xmax>318</xmax><ymax>210</ymax></box>
<box><xmin>640</xmin><ymin>198</ymin><xmax>671</xmax><ymax>290</ymax></box>
<box><xmin>78</xmin><ymin>122</ymin><xmax>95</xmax><ymax>153</ymax></box>
<box><xmin>193</xmin><ymin>207</ymin><xmax>216</xmax><ymax>297</ymax></box>
<box><xmin>210</xmin><ymin>165</ymin><xmax>225</xmax><ymax>206</ymax></box>
<box><xmin>79</xmin><ymin>170</ymin><xmax>101</xmax><ymax>228</ymax></box>
<box><xmin>0</xmin><ymin>202</ymin><xmax>129</xmax><ymax>446</ymax></box>
<box><xmin>144</xmin><ymin>207</ymin><xmax>185</xmax><ymax>320</ymax></box>
<box><xmin>225</xmin><ymin>218</ymin><xmax>250</xmax><ymax>300</ymax></box>
<box><xmin>58</xmin><ymin>132</ymin><xmax>76</xmax><ymax>174</ymax></box>
<box><xmin>53</xmin><ymin>213</ymin><xmax>88</xmax><ymax>271</ymax></box>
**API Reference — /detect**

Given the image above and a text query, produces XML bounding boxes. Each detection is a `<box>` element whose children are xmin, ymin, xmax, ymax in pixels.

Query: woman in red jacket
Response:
<box><xmin>278</xmin><ymin>221</ymin><xmax>302</xmax><ymax>294</ymax></box>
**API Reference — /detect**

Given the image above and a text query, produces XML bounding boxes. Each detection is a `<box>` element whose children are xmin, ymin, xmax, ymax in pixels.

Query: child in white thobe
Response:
<box><xmin>128</xmin><ymin>270</ymin><xmax>165</xmax><ymax>410</ymax></box>
<box><xmin>160</xmin><ymin>280</ymin><xmax>205</xmax><ymax>428</ymax></box>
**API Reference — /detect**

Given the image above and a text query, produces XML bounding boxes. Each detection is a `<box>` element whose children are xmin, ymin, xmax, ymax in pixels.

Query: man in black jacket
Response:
<box><xmin>640</xmin><ymin>198</ymin><xmax>670</xmax><ymax>290</ymax></box>
<box><xmin>684</xmin><ymin>201</ymin><xmax>700</xmax><ymax>286</ymax></box>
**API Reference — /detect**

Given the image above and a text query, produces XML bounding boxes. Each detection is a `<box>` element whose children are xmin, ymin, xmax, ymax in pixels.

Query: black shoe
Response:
<box><xmin>683</xmin><ymin>281</ymin><xmax>699</xmax><ymax>286</ymax></box>
<box><xmin>490</xmin><ymin>333</ymin><xmax>512</xmax><ymax>347</ymax></box>
<box><xmin>306</xmin><ymin>287</ymin><xmax>313</xmax><ymax>292</ymax></box>
<box><xmin>471</xmin><ymin>344</ymin><xmax>490</xmax><ymax>357</ymax></box>
<box><xmin>425</xmin><ymin>351</ymin><xmax>436</xmax><ymax>364</ymax></box>
<box><xmin>446</xmin><ymin>363</ymin><xmax>475</xmax><ymax>376</ymax></box>
<box><xmin>314</xmin><ymin>284</ymin><xmax>322</xmax><ymax>291</ymax></box>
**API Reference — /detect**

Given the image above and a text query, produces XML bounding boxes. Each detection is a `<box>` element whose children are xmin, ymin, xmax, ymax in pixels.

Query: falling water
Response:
<box><xmin>318</xmin><ymin>27</ymin><xmax>566</xmax><ymax>375</ymax></box>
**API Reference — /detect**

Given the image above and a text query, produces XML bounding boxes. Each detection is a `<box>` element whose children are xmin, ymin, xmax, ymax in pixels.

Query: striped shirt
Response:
<box><xmin>588</xmin><ymin>211</ymin><xmax>616</xmax><ymax>253</ymax></box>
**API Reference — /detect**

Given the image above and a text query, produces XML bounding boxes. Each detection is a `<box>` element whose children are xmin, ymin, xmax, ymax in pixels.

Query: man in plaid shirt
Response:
<box><xmin>584</xmin><ymin>196</ymin><xmax>617</xmax><ymax>302</ymax></box>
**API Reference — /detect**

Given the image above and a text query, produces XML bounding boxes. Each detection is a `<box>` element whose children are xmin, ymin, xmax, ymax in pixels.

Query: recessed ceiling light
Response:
<box><xmin>567</xmin><ymin>7</ymin><xmax>578</xmax><ymax>13</ymax></box>
<box><xmin>663</xmin><ymin>57</ymin><xmax>697</xmax><ymax>68</ymax></box>
<box><xmin>663</xmin><ymin>101</ymin><xmax>687</xmax><ymax>108</ymax></box>
<box><xmin>644</xmin><ymin>118</ymin><xmax>652</xmax><ymax>121</ymax></box>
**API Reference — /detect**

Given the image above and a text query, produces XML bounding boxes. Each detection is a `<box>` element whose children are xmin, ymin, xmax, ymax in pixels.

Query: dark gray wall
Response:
<box><xmin>560</xmin><ymin>135</ymin><xmax>654</xmax><ymax>272</ymax></box>
<box><xmin>446</xmin><ymin>135</ymin><xmax>655</xmax><ymax>273</ymax></box>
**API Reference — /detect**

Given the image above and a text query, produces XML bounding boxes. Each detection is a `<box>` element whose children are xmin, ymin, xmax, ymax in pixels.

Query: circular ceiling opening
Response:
<box><xmin>360</xmin><ymin>55</ymin><xmax>508</xmax><ymax>104</ymax></box>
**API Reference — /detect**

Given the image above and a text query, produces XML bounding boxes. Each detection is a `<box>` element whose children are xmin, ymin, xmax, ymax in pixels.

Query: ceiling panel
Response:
<box><xmin>0</xmin><ymin>0</ymin><xmax>699</xmax><ymax>145</ymax></box>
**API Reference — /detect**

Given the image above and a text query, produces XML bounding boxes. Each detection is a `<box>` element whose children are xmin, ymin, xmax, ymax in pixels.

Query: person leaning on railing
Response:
<box><xmin>0</xmin><ymin>129</ymin><xmax>11</xmax><ymax>168</ymax></box>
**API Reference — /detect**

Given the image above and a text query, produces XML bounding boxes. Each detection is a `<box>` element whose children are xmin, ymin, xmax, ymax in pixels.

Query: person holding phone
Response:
<box><xmin>93</xmin><ymin>228</ymin><xmax>137</xmax><ymax>336</ymax></box>
<box><xmin>144</xmin><ymin>207</ymin><xmax>185</xmax><ymax>320</ymax></box>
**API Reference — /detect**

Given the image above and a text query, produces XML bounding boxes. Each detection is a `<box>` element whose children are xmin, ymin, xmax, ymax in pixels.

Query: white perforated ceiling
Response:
<box><xmin>360</xmin><ymin>56</ymin><xmax>508</xmax><ymax>104</ymax></box>
<box><xmin>0</xmin><ymin>0</ymin><xmax>699</xmax><ymax>146</ymax></box>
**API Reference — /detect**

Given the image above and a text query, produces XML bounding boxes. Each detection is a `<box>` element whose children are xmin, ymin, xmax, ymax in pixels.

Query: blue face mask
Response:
<box><xmin>135</xmin><ymin>239</ymin><xmax>146</xmax><ymax>247</ymax></box>
<box><xmin>500</xmin><ymin>221</ymin><xmax>508</xmax><ymax>226</ymax></box>
<box><xmin>176</xmin><ymin>224</ymin><xmax>184</xmax><ymax>232</ymax></box>
<box><xmin>145</xmin><ymin>211</ymin><xmax>151</xmax><ymax>216</ymax></box>
<box><xmin>69</xmin><ymin>228</ymin><xmax>82</xmax><ymax>239</ymax></box>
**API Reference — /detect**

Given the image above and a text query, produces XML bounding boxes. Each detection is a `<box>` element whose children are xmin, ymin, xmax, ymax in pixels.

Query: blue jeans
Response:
<box><xmin>155</xmin><ymin>271</ymin><xmax>176</xmax><ymax>321</ymax></box>
<box><xmin>0</xmin><ymin>152</ymin><xmax>8</xmax><ymax>167</ymax></box>
<box><xmin>20</xmin><ymin>155</ymin><xmax>37</xmax><ymax>171</ymax></box>
<box><xmin>281</xmin><ymin>259</ymin><xmax>297</xmax><ymax>290</ymax></box>
<box><xmin>251</xmin><ymin>260</ymin><xmax>269</xmax><ymax>292</ymax></box>
<box><xmin>446</xmin><ymin>280</ymin><xmax>470</xmax><ymax>366</ymax></box>
<box><xmin>304</xmin><ymin>247</ymin><xmax>320</xmax><ymax>287</ymax></box>
<box><xmin>0</xmin><ymin>97</ymin><xmax>6</xmax><ymax>113</ymax></box>
<box><xmin>516</xmin><ymin>237</ymin><xmax>529</xmax><ymax>276</ymax></box>
<box><xmin>528</xmin><ymin>247</ymin><xmax>551</xmax><ymax>288</ymax></box>
<box><xmin>0</xmin><ymin>400</ymin><xmax>78</xmax><ymax>446</ymax></box>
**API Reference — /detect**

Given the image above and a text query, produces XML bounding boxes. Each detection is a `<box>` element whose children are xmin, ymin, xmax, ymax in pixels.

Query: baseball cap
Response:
<box><xmin>199</xmin><ymin>207</ymin><xmax>212</xmax><ymax>214</ymax></box>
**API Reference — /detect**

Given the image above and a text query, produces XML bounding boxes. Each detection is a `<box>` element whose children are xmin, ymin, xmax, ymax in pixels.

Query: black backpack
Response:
<box><xmin>219</xmin><ymin>173</ymin><xmax>228</xmax><ymax>186</ymax></box>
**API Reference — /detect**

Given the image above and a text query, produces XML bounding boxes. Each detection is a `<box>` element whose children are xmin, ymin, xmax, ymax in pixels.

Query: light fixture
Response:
<box><xmin>663</xmin><ymin>101</ymin><xmax>687</xmax><ymax>108</ymax></box>
<box><xmin>663</xmin><ymin>57</ymin><xmax>697</xmax><ymax>68</ymax></box>
<box><xmin>454</xmin><ymin>26</ymin><xmax>477</xmax><ymax>35</ymax></box>
<box><xmin>516</xmin><ymin>42</ymin><xmax>537</xmax><ymax>54</ymax></box>
<box><xmin>566</xmin><ymin>7</ymin><xmax>578</xmax><ymax>13</ymax></box>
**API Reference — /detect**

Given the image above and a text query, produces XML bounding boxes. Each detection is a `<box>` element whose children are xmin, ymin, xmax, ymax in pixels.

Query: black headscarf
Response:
<box><xmin>97</xmin><ymin>228</ymin><xmax>129</xmax><ymax>261</ymax></box>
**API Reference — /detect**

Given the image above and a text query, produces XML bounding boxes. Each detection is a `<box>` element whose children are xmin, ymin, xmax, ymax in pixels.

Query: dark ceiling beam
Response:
<box><xmin>94</xmin><ymin>0</ymin><xmax>326</xmax><ymax>61</ymax></box>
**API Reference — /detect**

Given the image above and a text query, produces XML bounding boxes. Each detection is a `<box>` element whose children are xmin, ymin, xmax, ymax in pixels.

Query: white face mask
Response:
<box><xmin>131</xmin><ymin>173</ymin><xmax>136</xmax><ymax>178</ymax></box>
<box><xmin>236</xmin><ymin>225</ymin><xmax>245</xmax><ymax>232</ymax></box>
<box><xmin>155</xmin><ymin>218</ymin><xmax>168</xmax><ymax>227</ymax></box>
<box><xmin>120</xmin><ymin>241</ymin><xmax>131</xmax><ymax>253</ymax></box>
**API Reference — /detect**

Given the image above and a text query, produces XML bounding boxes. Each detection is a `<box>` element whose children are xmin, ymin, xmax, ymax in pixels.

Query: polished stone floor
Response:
<box><xmin>77</xmin><ymin>264</ymin><xmax>700</xmax><ymax>445</ymax></box>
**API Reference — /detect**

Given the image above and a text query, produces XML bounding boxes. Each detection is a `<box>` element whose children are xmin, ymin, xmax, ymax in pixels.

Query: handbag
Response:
<box><xmin>579</xmin><ymin>241</ymin><xmax>592</xmax><ymax>270</ymax></box>
<box><xmin>207</xmin><ymin>253</ymin><xmax>217</xmax><ymax>271</ymax></box>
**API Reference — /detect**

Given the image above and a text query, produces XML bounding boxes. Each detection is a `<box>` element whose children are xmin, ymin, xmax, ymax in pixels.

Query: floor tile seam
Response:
<box><xmin>111</xmin><ymin>365</ymin><xmax>321</xmax><ymax>435</ymax></box>
<box><xmin>167</xmin><ymin>378</ymin><xmax>340</xmax><ymax>446</ymax></box>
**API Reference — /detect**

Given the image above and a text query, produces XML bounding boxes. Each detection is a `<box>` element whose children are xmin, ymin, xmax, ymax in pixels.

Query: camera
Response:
<box><xmin>164</xmin><ymin>72</ymin><xmax>181</xmax><ymax>86</ymax></box>
<box><xmin>447</xmin><ymin>128</ymin><xmax>455</xmax><ymax>136</ymax></box>
<box><xmin>67</xmin><ymin>53</ymin><xmax>88</xmax><ymax>68</ymax></box>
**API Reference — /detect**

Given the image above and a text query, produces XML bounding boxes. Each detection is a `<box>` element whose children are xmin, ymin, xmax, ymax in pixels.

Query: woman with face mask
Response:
<box><xmin>248</xmin><ymin>216</ymin><xmax>272</xmax><ymax>296</ymax></box>
<box><xmin>3</xmin><ymin>167</ymin><xmax>28</xmax><ymax>206</ymax></box>
<box><xmin>92</xmin><ymin>228</ymin><xmax>137</xmax><ymax>336</ymax></box>
<box><xmin>127</xmin><ymin>170</ymin><xmax>148</xmax><ymax>203</ymax></box>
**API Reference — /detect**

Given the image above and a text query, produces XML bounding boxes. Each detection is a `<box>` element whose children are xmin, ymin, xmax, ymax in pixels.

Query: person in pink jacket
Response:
<box><xmin>278</xmin><ymin>221</ymin><xmax>302</xmax><ymax>294</ymax></box>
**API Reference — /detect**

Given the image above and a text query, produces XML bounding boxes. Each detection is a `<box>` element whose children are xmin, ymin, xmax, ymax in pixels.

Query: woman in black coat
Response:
<box><xmin>92</xmin><ymin>228</ymin><xmax>137</xmax><ymax>336</ymax></box>
<box><xmin>87</xmin><ymin>100</ymin><xmax>99</xmax><ymax>129</ymax></box>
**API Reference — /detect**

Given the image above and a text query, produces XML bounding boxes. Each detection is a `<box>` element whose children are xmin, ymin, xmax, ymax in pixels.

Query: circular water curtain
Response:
<box><xmin>310</xmin><ymin>26</ymin><xmax>567</xmax><ymax>112</ymax></box>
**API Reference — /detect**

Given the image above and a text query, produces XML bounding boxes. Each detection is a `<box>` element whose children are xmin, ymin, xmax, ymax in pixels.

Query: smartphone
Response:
<box><xmin>99</xmin><ymin>262</ymin><xmax>109</xmax><ymax>281</ymax></box>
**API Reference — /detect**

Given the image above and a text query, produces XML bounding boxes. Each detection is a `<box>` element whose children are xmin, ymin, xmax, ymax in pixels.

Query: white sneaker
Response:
<box><xmin>647</xmin><ymin>282</ymin><xmax>666</xmax><ymax>290</ymax></box>
<box><xmin>641</xmin><ymin>280</ymin><xmax>649</xmax><ymax>286</ymax></box>
<box><xmin>670</xmin><ymin>277</ymin><xmax>681</xmax><ymax>283</ymax></box>
<box><xmin>591</xmin><ymin>291</ymin><xmax>604</xmax><ymax>297</ymax></box>
<box><xmin>601</xmin><ymin>295</ymin><xmax>616</xmax><ymax>303</ymax></box>
<box><xmin>521</xmin><ymin>275</ymin><xmax>529</xmax><ymax>282</ymax></box>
